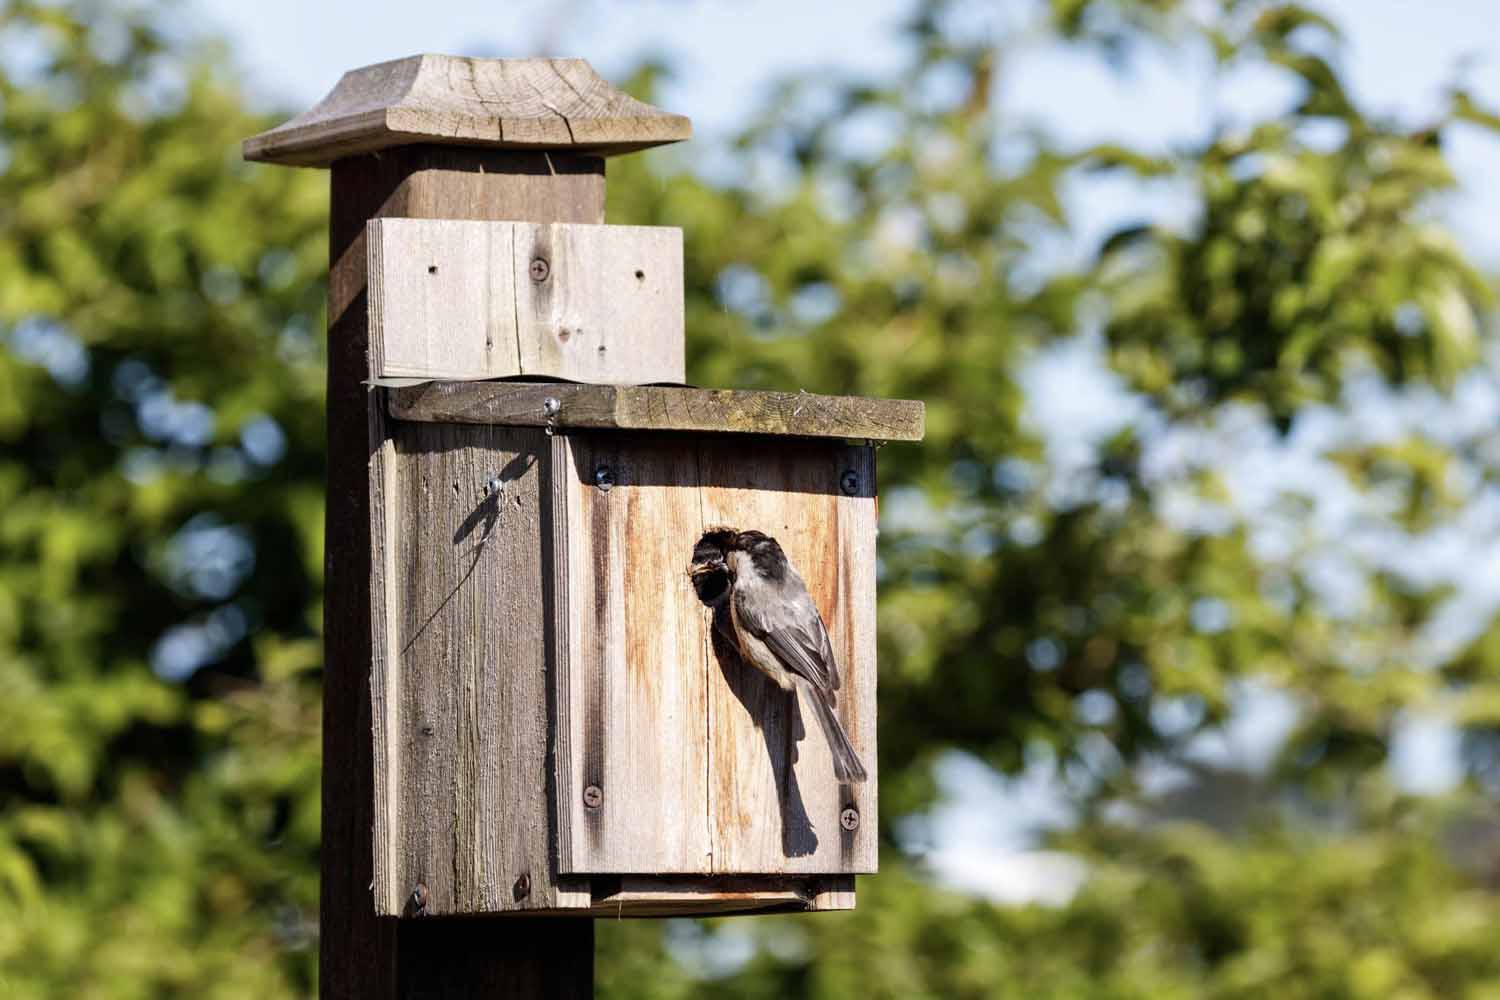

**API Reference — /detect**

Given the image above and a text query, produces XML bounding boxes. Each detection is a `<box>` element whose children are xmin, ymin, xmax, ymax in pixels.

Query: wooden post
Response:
<box><xmin>245</xmin><ymin>56</ymin><xmax>690</xmax><ymax>998</ymax></box>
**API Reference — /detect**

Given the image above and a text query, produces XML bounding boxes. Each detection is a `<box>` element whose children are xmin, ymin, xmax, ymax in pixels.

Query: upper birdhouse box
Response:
<box><xmin>247</xmin><ymin>55</ymin><xmax>922</xmax><ymax>920</ymax></box>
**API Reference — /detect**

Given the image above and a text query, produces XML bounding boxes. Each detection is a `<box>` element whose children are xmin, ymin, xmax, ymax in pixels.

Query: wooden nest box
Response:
<box><xmin>247</xmin><ymin>55</ymin><xmax>923</xmax><ymax>921</ymax></box>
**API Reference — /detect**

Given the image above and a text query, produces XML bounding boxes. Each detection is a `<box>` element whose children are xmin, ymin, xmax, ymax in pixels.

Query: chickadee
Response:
<box><xmin>689</xmin><ymin>528</ymin><xmax>868</xmax><ymax>784</ymax></box>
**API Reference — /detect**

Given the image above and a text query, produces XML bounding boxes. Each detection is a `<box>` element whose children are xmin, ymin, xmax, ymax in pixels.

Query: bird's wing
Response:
<box><xmin>733</xmin><ymin>578</ymin><xmax>840</xmax><ymax>696</ymax></box>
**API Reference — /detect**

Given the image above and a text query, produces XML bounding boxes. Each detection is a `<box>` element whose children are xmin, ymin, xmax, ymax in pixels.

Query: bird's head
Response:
<box><xmin>688</xmin><ymin>527</ymin><xmax>738</xmax><ymax>605</ymax></box>
<box><xmin>731</xmin><ymin>529</ymin><xmax>788</xmax><ymax>583</ymax></box>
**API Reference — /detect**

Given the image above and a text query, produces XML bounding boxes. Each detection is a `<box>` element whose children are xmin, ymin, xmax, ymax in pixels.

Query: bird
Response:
<box><xmin>688</xmin><ymin>527</ymin><xmax>868</xmax><ymax>784</ymax></box>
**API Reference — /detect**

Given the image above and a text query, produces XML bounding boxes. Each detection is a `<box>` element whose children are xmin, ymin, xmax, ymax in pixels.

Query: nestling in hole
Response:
<box><xmin>688</xmin><ymin>528</ymin><xmax>736</xmax><ymax>606</ymax></box>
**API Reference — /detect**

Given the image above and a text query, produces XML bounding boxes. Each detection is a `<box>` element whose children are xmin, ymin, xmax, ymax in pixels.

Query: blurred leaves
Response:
<box><xmin>0</xmin><ymin>0</ymin><xmax>324</xmax><ymax>993</ymax></box>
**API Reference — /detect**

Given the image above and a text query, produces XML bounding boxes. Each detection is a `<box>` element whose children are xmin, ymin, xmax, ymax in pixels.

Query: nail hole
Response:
<box><xmin>634</xmin><ymin>269</ymin><xmax>645</xmax><ymax>280</ymax></box>
<box><xmin>427</xmin><ymin>265</ymin><xmax>438</xmax><ymax>274</ymax></box>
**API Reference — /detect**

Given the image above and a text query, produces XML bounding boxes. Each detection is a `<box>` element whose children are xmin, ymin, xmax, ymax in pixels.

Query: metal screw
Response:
<box><xmin>840</xmin><ymin>469</ymin><xmax>860</xmax><ymax>495</ymax></box>
<box><xmin>529</xmin><ymin>257</ymin><xmax>550</xmax><ymax>281</ymax></box>
<box><xmin>840</xmin><ymin>807</ymin><xmax>860</xmax><ymax>832</ymax></box>
<box><xmin>485</xmin><ymin>476</ymin><xmax>503</xmax><ymax>496</ymax></box>
<box><xmin>420</xmin><ymin>723</ymin><xmax>435</xmax><ymax>737</ymax></box>
<box><xmin>542</xmin><ymin>396</ymin><xmax>561</xmax><ymax>417</ymax></box>
<box><xmin>594</xmin><ymin>466</ymin><xmax>614</xmax><ymax>492</ymax></box>
<box><xmin>410</xmin><ymin>883</ymin><xmax>429</xmax><ymax>913</ymax></box>
<box><xmin>583</xmin><ymin>784</ymin><xmax>603</xmax><ymax>808</ymax></box>
<box><xmin>513</xmin><ymin>873</ymin><xmax>532</xmax><ymax>901</ymax></box>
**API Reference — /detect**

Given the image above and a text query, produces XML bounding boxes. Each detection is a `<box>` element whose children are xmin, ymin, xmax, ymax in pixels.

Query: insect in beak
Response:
<box><xmin>688</xmin><ymin>554</ymin><xmax>731</xmax><ymax>606</ymax></box>
<box><xmin>688</xmin><ymin>558</ymin><xmax>724</xmax><ymax>579</ymax></box>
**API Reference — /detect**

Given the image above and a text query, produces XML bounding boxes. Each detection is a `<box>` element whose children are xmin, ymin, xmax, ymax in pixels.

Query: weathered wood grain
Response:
<box><xmin>358</xmin><ymin>157</ymin><xmax>882</xmax><ymax>922</ymax></box>
<box><xmin>368</xmin><ymin>219</ymin><xmax>685</xmax><ymax>384</ymax></box>
<box><xmin>245</xmin><ymin>55</ymin><xmax>691</xmax><ymax>166</ymax></box>
<box><xmin>388</xmin><ymin>381</ymin><xmax>927</xmax><ymax>442</ymax></box>
<box><xmin>373</xmin><ymin>398</ymin><xmax>876</xmax><ymax>913</ymax></box>
<box><xmin>552</xmin><ymin>433</ymin><xmax>878</xmax><ymax>876</ymax></box>
<box><xmin>554</xmin><ymin>434</ymin><xmax>714</xmax><ymax>874</ymax></box>
<box><xmin>379</xmin><ymin>423</ymin><xmax>592</xmax><ymax>917</ymax></box>
<box><xmin>368</xmin><ymin>218</ymin><xmax>521</xmax><ymax>380</ymax></box>
<box><xmin>329</xmin><ymin>144</ymin><xmax>604</xmax><ymax>996</ymax></box>
<box><xmin>587</xmin><ymin>876</ymin><xmax>855</xmax><ymax>916</ymax></box>
<box><xmin>514</xmin><ymin>222</ymin><xmax>684</xmax><ymax>384</ymax></box>
<box><xmin>699</xmin><ymin>441</ymin><xmax>879</xmax><ymax>875</ymax></box>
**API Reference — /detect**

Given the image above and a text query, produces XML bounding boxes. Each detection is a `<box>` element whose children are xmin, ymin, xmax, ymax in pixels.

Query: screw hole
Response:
<box><xmin>427</xmin><ymin>265</ymin><xmax>438</xmax><ymax>275</ymax></box>
<box><xmin>634</xmin><ymin>269</ymin><xmax>645</xmax><ymax>280</ymax></box>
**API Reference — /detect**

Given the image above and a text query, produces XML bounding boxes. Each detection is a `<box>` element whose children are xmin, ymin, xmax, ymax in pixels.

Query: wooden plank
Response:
<box><xmin>513</xmin><ymin>222</ymin><xmax>684</xmax><ymax>384</ymax></box>
<box><xmin>377</xmin><ymin>422</ymin><xmax>591</xmax><ymax>916</ymax></box>
<box><xmin>244</xmin><ymin>55</ymin><xmax>691</xmax><ymax>166</ymax></box>
<box><xmin>699</xmin><ymin>441</ymin><xmax>879</xmax><ymax>875</ymax></box>
<box><xmin>369</xmin><ymin>219</ymin><xmax>684</xmax><ymax>384</ymax></box>
<box><xmin>389</xmin><ymin>381</ymin><xmax>926</xmax><ymax>442</ymax></box>
<box><xmin>553</xmin><ymin>433</ymin><xmax>878</xmax><ymax>876</ymax></box>
<box><xmin>327</xmin><ymin>144</ymin><xmax>603</xmax><ymax>997</ymax></box>
<box><xmin>369</xmin><ymin>219</ymin><xmax>521</xmax><ymax>381</ymax></box>
<box><xmin>554</xmin><ymin>434</ymin><xmax>715</xmax><ymax>874</ymax></box>
<box><xmin>587</xmin><ymin>876</ymin><xmax>855</xmax><ymax>916</ymax></box>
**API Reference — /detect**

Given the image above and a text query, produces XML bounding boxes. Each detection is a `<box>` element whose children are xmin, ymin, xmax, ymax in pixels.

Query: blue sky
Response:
<box><xmin>205</xmin><ymin>0</ymin><xmax>1500</xmax><ymax>262</ymax></box>
<box><xmin>201</xmin><ymin>0</ymin><xmax>1500</xmax><ymax>904</ymax></box>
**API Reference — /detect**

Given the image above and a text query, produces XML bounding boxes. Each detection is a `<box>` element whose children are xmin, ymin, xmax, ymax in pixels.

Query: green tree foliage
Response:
<box><xmin>0</xmin><ymin>2</ymin><xmax>326</xmax><ymax>993</ymax></box>
<box><xmin>4</xmin><ymin>0</ymin><xmax>1500</xmax><ymax>996</ymax></box>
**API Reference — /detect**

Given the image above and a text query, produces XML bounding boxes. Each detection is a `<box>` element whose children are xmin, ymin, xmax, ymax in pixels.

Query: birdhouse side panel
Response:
<box><xmin>372</xmin><ymin>421</ymin><xmax>591</xmax><ymax>915</ymax></box>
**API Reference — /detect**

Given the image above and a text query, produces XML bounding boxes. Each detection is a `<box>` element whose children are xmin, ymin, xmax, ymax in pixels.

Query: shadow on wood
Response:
<box><xmin>562</xmin><ymin>432</ymin><xmax>858</xmax><ymax>495</ymax></box>
<box><xmin>453</xmin><ymin>451</ymin><xmax>537</xmax><ymax>546</ymax></box>
<box><xmin>550</xmin><ymin>430</ymin><xmax>878</xmax><ymax>876</ymax></box>
<box><xmin>707</xmin><ymin>604</ymin><xmax>819</xmax><ymax>859</ymax></box>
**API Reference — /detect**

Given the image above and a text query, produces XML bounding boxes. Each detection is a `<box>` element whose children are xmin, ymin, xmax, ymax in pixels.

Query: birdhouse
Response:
<box><xmin>247</xmin><ymin>54</ymin><xmax>923</xmax><ymax>922</ymax></box>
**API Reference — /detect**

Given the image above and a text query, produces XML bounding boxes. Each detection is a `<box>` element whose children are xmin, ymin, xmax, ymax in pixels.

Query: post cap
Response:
<box><xmin>243</xmin><ymin>54</ymin><xmax>692</xmax><ymax>167</ymax></box>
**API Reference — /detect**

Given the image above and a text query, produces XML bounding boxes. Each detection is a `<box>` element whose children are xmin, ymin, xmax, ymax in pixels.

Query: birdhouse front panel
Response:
<box><xmin>552</xmin><ymin>432</ymin><xmax>879</xmax><ymax>876</ymax></box>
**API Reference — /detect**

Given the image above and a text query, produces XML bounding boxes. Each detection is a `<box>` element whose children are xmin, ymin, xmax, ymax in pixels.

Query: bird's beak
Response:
<box><xmin>688</xmin><ymin>558</ymin><xmax>725</xmax><ymax>579</ymax></box>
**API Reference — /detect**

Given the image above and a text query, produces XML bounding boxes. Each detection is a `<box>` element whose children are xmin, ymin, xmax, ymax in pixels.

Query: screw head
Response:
<box><xmin>513</xmin><ymin>873</ymin><xmax>532</xmax><ymax>901</ymax></box>
<box><xmin>583</xmin><ymin>784</ymin><xmax>603</xmax><ymax>808</ymax></box>
<box><xmin>840</xmin><ymin>807</ymin><xmax>860</xmax><ymax>832</ymax></box>
<box><xmin>485</xmin><ymin>476</ymin><xmax>503</xmax><ymax>496</ymax></box>
<box><xmin>529</xmin><ymin>257</ymin><xmax>550</xmax><ymax>281</ymax></box>
<box><xmin>840</xmin><ymin>469</ymin><xmax>860</xmax><ymax>495</ymax></box>
<box><xmin>542</xmin><ymin>396</ymin><xmax>561</xmax><ymax>417</ymax></box>
<box><xmin>594</xmin><ymin>466</ymin><xmax>614</xmax><ymax>492</ymax></box>
<box><xmin>410</xmin><ymin>883</ymin><xmax>429</xmax><ymax>912</ymax></box>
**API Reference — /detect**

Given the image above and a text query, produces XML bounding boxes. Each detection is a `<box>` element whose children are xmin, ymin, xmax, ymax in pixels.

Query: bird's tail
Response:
<box><xmin>797</xmin><ymin>680</ymin><xmax>868</xmax><ymax>784</ymax></box>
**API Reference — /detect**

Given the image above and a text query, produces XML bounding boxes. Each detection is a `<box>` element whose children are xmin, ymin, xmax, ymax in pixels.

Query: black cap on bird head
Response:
<box><xmin>730</xmin><ymin>529</ymin><xmax>788</xmax><ymax>583</ymax></box>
